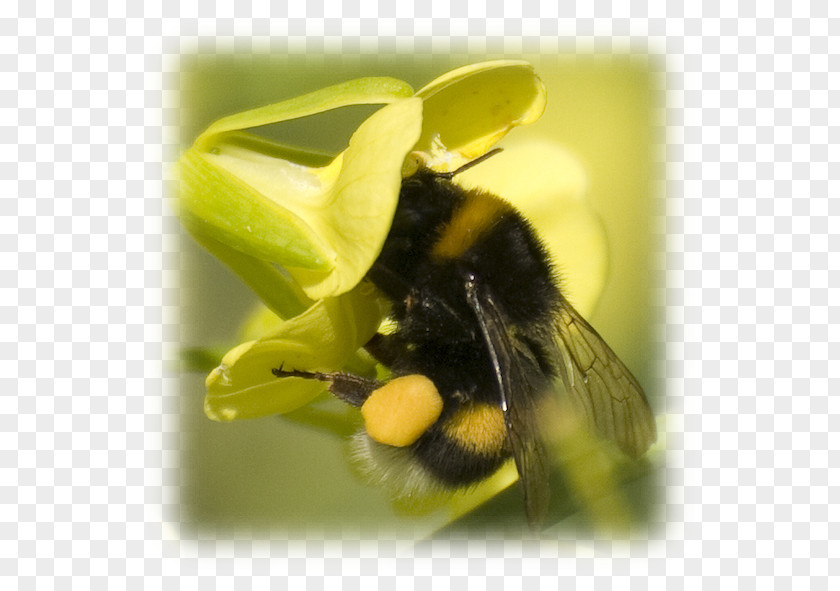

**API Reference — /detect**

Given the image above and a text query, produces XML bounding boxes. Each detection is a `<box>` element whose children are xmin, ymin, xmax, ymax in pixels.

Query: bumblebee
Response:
<box><xmin>274</xmin><ymin>149</ymin><xmax>656</xmax><ymax>528</ymax></box>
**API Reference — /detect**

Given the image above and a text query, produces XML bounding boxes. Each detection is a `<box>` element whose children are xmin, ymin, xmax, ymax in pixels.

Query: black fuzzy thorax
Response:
<box><xmin>367</xmin><ymin>169</ymin><xmax>562</xmax><ymax>486</ymax></box>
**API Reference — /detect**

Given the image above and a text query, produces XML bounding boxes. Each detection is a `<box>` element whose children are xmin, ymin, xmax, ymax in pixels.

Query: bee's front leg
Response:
<box><xmin>272</xmin><ymin>366</ymin><xmax>381</xmax><ymax>408</ymax></box>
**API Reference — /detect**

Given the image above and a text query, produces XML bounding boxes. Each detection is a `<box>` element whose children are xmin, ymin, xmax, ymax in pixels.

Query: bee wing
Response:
<box><xmin>465</xmin><ymin>278</ymin><xmax>551</xmax><ymax>530</ymax></box>
<box><xmin>554</xmin><ymin>299</ymin><xmax>657</xmax><ymax>458</ymax></box>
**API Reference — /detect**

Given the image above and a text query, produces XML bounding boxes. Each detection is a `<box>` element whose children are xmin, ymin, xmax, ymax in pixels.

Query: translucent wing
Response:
<box><xmin>465</xmin><ymin>276</ymin><xmax>551</xmax><ymax>529</ymax></box>
<box><xmin>554</xmin><ymin>299</ymin><xmax>657</xmax><ymax>459</ymax></box>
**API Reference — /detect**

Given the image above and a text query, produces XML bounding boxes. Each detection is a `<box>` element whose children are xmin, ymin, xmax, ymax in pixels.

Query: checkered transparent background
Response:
<box><xmin>2</xmin><ymin>1</ymin><xmax>837</xmax><ymax>587</ymax></box>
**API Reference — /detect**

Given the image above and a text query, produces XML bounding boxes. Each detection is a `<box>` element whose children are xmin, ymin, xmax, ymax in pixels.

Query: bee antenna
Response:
<box><xmin>435</xmin><ymin>148</ymin><xmax>504</xmax><ymax>179</ymax></box>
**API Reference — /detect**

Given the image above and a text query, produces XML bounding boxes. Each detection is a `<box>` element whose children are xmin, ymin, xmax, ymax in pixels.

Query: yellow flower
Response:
<box><xmin>175</xmin><ymin>60</ymin><xmax>640</xmax><ymax>533</ymax></box>
<box><xmin>176</xmin><ymin>61</ymin><xmax>565</xmax><ymax>422</ymax></box>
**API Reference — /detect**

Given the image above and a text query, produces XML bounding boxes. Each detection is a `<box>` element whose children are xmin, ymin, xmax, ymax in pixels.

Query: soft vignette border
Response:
<box><xmin>162</xmin><ymin>45</ymin><xmax>669</xmax><ymax>551</ymax></box>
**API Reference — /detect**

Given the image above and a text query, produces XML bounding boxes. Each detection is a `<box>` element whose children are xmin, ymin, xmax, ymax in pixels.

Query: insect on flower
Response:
<box><xmin>181</xmin><ymin>61</ymin><xmax>658</xmax><ymax>530</ymax></box>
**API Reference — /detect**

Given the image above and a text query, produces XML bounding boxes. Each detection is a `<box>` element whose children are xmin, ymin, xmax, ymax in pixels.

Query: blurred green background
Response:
<box><xmin>176</xmin><ymin>54</ymin><xmax>662</xmax><ymax>538</ymax></box>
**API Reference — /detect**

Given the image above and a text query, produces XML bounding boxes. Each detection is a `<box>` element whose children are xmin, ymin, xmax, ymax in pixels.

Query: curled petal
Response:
<box><xmin>204</xmin><ymin>285</ymin><xmax>385</xmax><ymax>422</ymax></box>
<box><xmin>177</xmin><ymin>78</ymin><xmax>423</xmax><ymax>299</ymax></box>
<box><xmin>284</xmin><ymin>98</ymin><xmax>423</xmax><ymax>298</ymax></box>
<box><xmin>413</xmin><ymin>61</ymin><xmax>547</xmax><ymax>169</ymax></box>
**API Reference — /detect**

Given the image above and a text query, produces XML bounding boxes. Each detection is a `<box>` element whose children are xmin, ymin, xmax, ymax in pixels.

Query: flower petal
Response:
<box><xmin>177</xmin><ymin>78</ymin><xmax>423</xmax><ymax>298</ymax></box>
<box><xmin>204</xmin><ymin>284</ymin><xmax>385</xmax><ymax>421</ymax></box>
<box><xmin>194</xmin><ymin>76</ymin><xmax>415</xmax><ymax>150</ymax></box>
<box><xmin>413</xmin><ymin>61</ymin><xmax>547</xmax><ymax>168</ymax></box>
<box><xmin>178</xmin><ymin>146</ymin><xmax>333</xmax><ymax>270</ymax></box>
<box><xmin>188</xmin><ymin>226</ymin><xmax>313</xmax><ymax>322</ymax></box>
<box><xmin>284</xmin><ymin>97</ymin><xmax>423</xmax><ymax>298</ymax></box>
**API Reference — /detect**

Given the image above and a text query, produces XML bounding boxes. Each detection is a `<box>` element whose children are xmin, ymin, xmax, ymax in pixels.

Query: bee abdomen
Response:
<box><xmin>412</xmin><ymin>402</ymin><xmax>511</xmax><ymax>487</ymax></box>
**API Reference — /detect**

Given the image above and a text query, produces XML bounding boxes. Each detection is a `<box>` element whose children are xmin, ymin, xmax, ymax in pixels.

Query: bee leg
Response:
<box><xmin>272</xmin><ymin>365</ymin><xmax>381</xmax><ymax>407</ymax></box>
<box><xmin>363</xmin><ymin>332</ymin><xmax>409</xmax><ymax>367</ymax></box>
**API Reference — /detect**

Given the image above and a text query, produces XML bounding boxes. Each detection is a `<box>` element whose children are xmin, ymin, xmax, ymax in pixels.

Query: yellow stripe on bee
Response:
<box><xmin>431</xmin><ymin>190</ymin><xmax>512</xmax><ymax>260</ymax></box>
<box><xmin>442</xmin><ymin>402</ymin><xmax>507</xmax><ymax>455</ymax></box>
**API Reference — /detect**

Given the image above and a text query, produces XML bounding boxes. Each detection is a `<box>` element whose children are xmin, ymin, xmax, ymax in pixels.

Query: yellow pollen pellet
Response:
<box><xmin>361</xmin><ymin>375</ymin><xmax>444</xmax><ymax>447</ymax></box>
